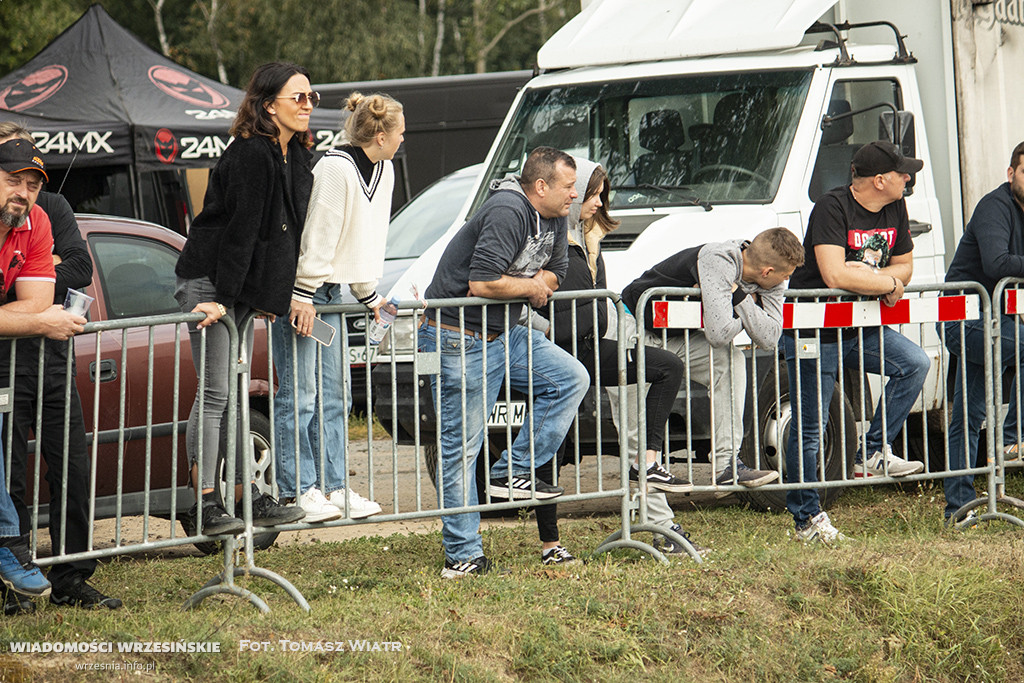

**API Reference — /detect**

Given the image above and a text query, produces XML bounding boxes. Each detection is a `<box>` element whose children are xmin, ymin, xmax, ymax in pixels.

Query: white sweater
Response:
<box><xmin>292</xmin><ymin>148</ymin><xmax>394</xmax><ymax>306</ymax></box>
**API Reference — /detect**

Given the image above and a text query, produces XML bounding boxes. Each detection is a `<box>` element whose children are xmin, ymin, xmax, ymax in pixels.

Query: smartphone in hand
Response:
<box><xmin>293</xmin><ymin>316</ymin><xmax>336</xmax><ymax>346</ymax></box>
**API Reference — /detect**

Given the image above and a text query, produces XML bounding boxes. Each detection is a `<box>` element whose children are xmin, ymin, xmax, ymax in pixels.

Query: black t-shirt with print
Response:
<box><xmin>787</xmin><ymin>185</ymin><xmax>913</xmax><ymax>341</ymax></box>
<box><xmin>790</xmin><ymin>185</ymin><xmax>913</xmax><ymax>290</ymax></box>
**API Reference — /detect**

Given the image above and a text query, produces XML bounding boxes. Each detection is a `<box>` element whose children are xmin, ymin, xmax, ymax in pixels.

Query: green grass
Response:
<box><xmin>347</xmin><ymin>413</ymin><xmax>389</xmax><ymax>441</ymax></box>
<box><xmin>3</xmin><ymin>478</ymin><xmax>1024</xmax><ymax>682</ymax></box>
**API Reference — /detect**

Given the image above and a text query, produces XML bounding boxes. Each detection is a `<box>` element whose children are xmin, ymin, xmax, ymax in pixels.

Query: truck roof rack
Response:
<box><xmin>805</xmin><ymin>20</ymin><xmax>916</xmax><ymax>67</ymax></box>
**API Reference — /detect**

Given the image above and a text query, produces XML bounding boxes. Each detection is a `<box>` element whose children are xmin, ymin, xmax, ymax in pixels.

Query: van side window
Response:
<box><xmin>808</xmin><ymin>79</ymin><xmax>903</xmax><ymax>202</ymax></box>
<box><xmin>89</xmin><ymin>234</ymin><xmax>181</xmax><ymax>319</ymax></box>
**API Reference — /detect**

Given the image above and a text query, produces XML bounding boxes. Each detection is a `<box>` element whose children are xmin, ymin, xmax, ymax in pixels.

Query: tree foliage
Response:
<box><xmin>0</xmin><ymin>0</ymin><xmax>574</xmax><ymax>88</ymax></box>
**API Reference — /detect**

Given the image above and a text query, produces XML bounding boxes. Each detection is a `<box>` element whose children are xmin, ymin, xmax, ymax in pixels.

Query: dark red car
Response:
<box><xmin>28</xmin><ymin>214</ymin><xmax>275</xmax><ymax>551</ymax></box>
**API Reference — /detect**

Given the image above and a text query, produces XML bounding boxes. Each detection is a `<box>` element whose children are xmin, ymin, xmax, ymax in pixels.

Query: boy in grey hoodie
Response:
<box><xmin>620</xmin><ymin>228</ymin><xmax>804</xmax><ymax>490</ymax></box>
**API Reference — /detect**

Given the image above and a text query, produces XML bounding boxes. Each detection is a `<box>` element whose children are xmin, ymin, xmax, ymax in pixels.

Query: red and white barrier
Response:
<box><xmin>650</xmin><ymin>294</ymin><xmax>981</xmax><ymax>330</ymax></box>
<box><xmin>1005</xmin><ymin>288</ymin><xmax>1024</xmax><ymax>315</ymax></box>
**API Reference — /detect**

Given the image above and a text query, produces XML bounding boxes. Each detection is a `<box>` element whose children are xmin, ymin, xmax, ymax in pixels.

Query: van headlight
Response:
<box><xmin>379</xmin><ymin>312</ymin><xmax>417</xmax><ymax>355</ymax></box>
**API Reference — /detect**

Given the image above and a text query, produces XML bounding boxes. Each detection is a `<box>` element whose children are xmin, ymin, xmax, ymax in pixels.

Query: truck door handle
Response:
<box><xmin>89</xmin><ymin>359</ymin><xmax>118</xmax><ymax>383</ymax></box>
<box><xmin>909</xmin><ymin>220</ymin><xmax>932</xmax><ymax>237</ymax></box>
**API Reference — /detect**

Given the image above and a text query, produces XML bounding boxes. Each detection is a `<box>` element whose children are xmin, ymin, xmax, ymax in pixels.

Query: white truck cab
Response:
<box><xmin>391</xmin><ymin>0</ymin><xmax>946</xmax><ymax>301</ymax></box>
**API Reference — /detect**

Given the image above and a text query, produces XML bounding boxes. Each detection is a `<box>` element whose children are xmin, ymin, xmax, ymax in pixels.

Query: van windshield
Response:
<box><xmin>475</xmin><ymin>69</ymin><xmax>812</xmax><ymax>213</ymax></box>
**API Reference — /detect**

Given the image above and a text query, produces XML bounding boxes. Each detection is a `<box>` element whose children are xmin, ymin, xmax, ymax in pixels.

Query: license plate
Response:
<box><xmin>347</xmin><ymin>345</ymin><xmax>378</xmax><ymax>366</ymax></box>
<box><xmin>487</xmin><ymin>401</ymin><xmax>526</xmax><ymax>427</ymax></box>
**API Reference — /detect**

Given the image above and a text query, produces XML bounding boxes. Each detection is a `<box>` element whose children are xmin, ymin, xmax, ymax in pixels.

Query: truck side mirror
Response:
<box><xmin>880</xmin><ymin>111</ymin><xmax>917</xmax><ymax>194</ymax></box>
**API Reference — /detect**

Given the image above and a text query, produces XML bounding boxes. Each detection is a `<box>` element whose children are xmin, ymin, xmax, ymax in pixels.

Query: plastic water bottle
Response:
<box><xmin>367</xmin><ymin>297</ymin><xmax>399</xmax><ymax>345</ymax></box>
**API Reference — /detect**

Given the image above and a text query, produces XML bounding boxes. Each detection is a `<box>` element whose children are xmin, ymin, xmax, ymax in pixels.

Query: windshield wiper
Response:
<box><xmin>614</xmin><ymin>183</ymin><xmax>713</xmax><ymax>211</ymax></box>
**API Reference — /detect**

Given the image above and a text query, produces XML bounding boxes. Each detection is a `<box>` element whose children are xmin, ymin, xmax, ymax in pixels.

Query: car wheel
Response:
<box><xmin>190</xmin><ymin>410</ymin><xmax>280</xmax><ymax>555</ymax></box>
<box><xmin>737</xmin><ymin>361</ymin><xmax>856</xmax><ymax>513</ymax></box>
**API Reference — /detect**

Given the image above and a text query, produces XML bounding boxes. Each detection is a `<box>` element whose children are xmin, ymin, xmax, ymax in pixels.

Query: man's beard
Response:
<box><xmin>0</xmin><ymin>204</ymin><xmax>28</xmax><ymax>228</ymax></box>
<box><xmin>1013</xmin><ymin>178</ymin><xmax>1024</xmax><ymax>208</ymax></box>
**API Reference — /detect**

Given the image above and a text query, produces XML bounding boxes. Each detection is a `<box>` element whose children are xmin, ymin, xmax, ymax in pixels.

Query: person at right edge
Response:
<box><xmin>941</xmin><ymin>141</ymin><xmax>1024</xmax><ymax>525</ymax></box>
<box><xmin>784</xmin><ymin>140</ymin><xmax>928</xmax><ymax>543</ymax></box>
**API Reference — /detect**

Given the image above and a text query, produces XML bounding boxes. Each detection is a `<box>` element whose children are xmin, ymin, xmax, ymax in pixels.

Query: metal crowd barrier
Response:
<box><xmin>12</xmin><ymin>282</ymin><xmax>1024</xmax><ymax>616</ymax></box>
<box><xmin>978</xmin><ymin>277</ymin><xmax>1024</xmax><ymax>523</ymax></box>
<box><xmin>1</xmin><ymin>312</ymin><xmax>289</xmax><ymax>611</ymax></box>
<box><xmin>238</xmin><ymin>293</ymin><xmax>690</xmax><ymax>590</ymax></box>
<box><xmin>632</xmin><ymin>282</ymin><xmax>1023</xmax><ymax>529</ymax></box>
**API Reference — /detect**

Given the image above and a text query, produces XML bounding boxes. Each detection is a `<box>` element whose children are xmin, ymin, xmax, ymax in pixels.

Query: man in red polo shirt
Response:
<box><xmin>0</xmin><ymin>139</ymin><xmax>87</xmax><ymax>612</ymax></box>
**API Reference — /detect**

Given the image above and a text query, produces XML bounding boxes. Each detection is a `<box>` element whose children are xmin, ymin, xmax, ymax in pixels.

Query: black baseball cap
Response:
<box><xmin>851</xmin><ymin>140</ymin><xmax>923</xmax><ymax>177</ymax></box>
<box><xmin>0</xmin><ymin>139</ymin><xmax>48</xmax><ymax>182</ymax></box>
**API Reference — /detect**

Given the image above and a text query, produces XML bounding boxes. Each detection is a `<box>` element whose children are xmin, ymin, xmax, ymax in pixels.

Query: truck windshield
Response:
<box><xmin>475</xmin><ymin>69</ymin><xmax>812</xmax><ymax>213</ymax></box>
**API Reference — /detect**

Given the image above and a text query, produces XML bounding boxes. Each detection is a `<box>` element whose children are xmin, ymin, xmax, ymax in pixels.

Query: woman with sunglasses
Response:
<box><xmin>273</xmin><ymin>92</ymin><xmax>405</xmax><ymax>521</ymax></box>
<box><xmin>174</xmin><ymin>62</ymin><xmax>315</xmax><ymax>535</ymax></box>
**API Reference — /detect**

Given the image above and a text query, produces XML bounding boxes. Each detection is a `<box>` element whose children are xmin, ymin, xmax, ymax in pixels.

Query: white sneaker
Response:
<box><xmin>298</xmin><ymin>487</ymin><xmax>342</xmax><ymax>523</ymax></box>
<box><xmin>328</xmin><ymin>488</ymin><xmax>382</xmax><ymax>519</ymax></box>
<box><xmin>857</xmin><ymin>444</ymin><xmax>924</xmax><ymax>478</ymax></box>
<box><xmin>794</xmin><ymin>511</ymin><xmax>846</xmax><ymax>544</ymax></box>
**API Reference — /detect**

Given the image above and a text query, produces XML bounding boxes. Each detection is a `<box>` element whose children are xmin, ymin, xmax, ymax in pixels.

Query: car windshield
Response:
<box><xmin>474</xmin><ymin>69</ymin><xmax>812</xmax><ymax>213</ymax></box>
<box><xmin>386</xmin><ymin>166</ymin><xmax>481</xmax><ymax>260</ymax></box>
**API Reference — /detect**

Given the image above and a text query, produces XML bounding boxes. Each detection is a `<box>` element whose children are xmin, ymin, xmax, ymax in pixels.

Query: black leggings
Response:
<box><xmin>535</xmin><ymin>339</ymin><xmax>684</xmax><ymax>543</ymax></box>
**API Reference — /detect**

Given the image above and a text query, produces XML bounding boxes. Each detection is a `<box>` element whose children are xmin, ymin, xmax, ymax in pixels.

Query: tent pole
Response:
<box><xmin>128</xmin><ymin>164</ymin><xmax>144</xmax><ymax>221</ymax></box>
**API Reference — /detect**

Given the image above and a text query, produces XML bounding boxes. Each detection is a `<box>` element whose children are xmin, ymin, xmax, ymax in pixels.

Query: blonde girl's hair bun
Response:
<box><xmin>345</xmin><ymin>91</ymin><xmax>365</xmax><ymax>112</ymax></box>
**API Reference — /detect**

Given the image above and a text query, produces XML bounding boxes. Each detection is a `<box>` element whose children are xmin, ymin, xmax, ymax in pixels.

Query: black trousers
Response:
<box><xmin>5</xmin><ymin>370</ymin><xmax>95</xmax><ymax>587</ymax></box>
<box><xmin>535</xmin><ymin>339</ymin><xmax>684</xmax><ymax>543</ymax></box>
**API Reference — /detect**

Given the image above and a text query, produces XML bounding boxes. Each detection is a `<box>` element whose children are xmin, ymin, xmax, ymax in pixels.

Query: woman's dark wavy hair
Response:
<box><xmin>229</xmin><ymin>62</ymin><xmax>313</xmax><ymax>148</ymax></box>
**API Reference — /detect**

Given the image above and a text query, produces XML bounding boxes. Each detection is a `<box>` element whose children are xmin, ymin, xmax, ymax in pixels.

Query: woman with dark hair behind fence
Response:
<box><xmin>174</xmin><ymin>62</ymin><xmax>314</xmax><ymax>536</ymax></box>
<box><xmin>530</xmin><ymin>159</ymin><xmax>700</xmax><ymax>564</ymax></box>
<box><xmin>272</xmin><ymin>92</ymin><xmax>405</xmax><ymax>521</ymax></box>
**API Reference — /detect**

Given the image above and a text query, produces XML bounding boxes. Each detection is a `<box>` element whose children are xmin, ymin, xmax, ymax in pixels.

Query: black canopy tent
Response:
<box><xmin>0</xmin><ymin>4</ymin><xmax>351</xmax><ymax>231</ymax></box>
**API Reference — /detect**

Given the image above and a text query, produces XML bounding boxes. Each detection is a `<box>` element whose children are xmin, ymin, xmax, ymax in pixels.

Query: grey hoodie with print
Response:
<box><xmin>424</xmin><ymin>174</ymin><xmax>569</xmax><ymax>335</ymax></box>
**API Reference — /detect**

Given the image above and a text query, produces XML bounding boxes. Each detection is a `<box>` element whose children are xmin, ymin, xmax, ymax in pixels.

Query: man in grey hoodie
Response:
<box><xmin>419</xmin><ymin>146</ymin><xmax>590</xmax><ymax>578</ymax></box>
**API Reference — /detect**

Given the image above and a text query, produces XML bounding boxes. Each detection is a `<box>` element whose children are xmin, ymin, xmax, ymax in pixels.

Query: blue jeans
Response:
<box><xmin>783</xmin><ymin>328</ymin><xmax>930</xmax><ymax>527</ymax></box>
<box><xmin>1</xmin><ymin>416</ymin><xmax>22</xmax><ymax>537</ymax></box>
<box><xmin>272</xmin><ymin>283</ymin><xmax>351</xmax><ymax>500</ymax></box>
<box><xmin>419</xmin><ymin>323</ymin><xmax>589</xmax><ymax>562</ymax></box>
<box><xmin>942</xmin><ymin>316</ymin><xmax>1024</xmax><ymax>517</ymax></box>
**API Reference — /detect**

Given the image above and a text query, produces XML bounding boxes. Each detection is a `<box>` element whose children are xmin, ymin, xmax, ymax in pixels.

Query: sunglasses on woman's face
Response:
<box><xmin>276</xmin><ymin>91</ymin><xmax>320</xmax><ymax>108</ymax></box>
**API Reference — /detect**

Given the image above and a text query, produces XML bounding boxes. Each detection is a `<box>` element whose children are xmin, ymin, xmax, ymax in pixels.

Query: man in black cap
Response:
<box><xmin>0</xmin><ymin>127</ymin><xmax>119</xmax><ymax>613</ymax></box>
<box><xmin>782</xmin><ymin>139</ymin><xmax>929</xmax><ymax>543</ymax></box>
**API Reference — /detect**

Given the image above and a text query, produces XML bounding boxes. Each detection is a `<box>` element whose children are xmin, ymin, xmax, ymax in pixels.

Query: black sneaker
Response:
<box><xmin>1</xmin><ymin>584</ymin><xmax>34</xmax><ymax>615</ymax></box>
<box><xmin>195</xmin><ymin>492</ymin><xmax>245</xmax><ymax>536</ymax></box>
<box><xmin>441</xmin><ymin>555</ymin><xmax>494</xmax><ymax>579</ymax></box>
<box><xmin>653</xmin><ymin>523</ymin><xmax>709</xmax><ymax>558</ymax></box>
<box><xmin>50</xmin><ymin>575</ymin><xmax>123</xmax><ymax>610</ymax></box>
<box><xmin>630</xmin><ymin>462</ymin><xmax>693</xmax><ymax>493</ymax></box>
<box><xmin>715</xmin><ymin>461</ymin><xmax>779</xmax><ymax>491</ymax></box>
<box><xmin>541</xmin><ymin>545</ymin><xmax>576</xmax><ymax>565</ymax></box>
<box><xmin>488</xmin><ymin>475</ymin><xmax>563</xmax><ymax>500</ymax></box>
<box><xmin>250</xmin><ymin>484</ymin><xmax>306</xmax><ymax>526</ymax></box>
